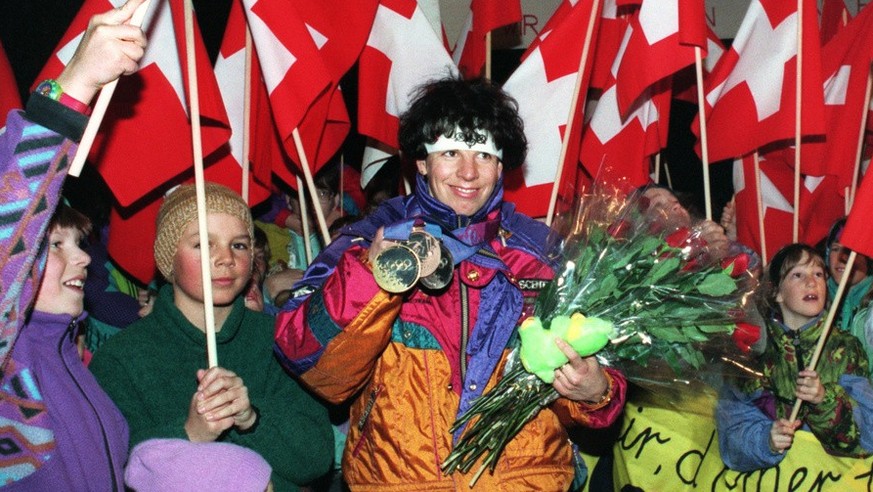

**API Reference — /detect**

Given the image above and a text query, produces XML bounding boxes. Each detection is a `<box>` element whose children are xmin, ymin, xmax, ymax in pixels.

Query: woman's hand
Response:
<box><xmin>795</xmin><ymin>369</ymin><xmax>825</xmax><ymax>405</ymax></box>
<box><xmin>184</xmin><ymin>367</ymin><xmax>256</xmax><ymax>442</ymax></box>
<box><xmin>551</xmin><ymin>338</ymin><xmax>610</xmax><ymax>403</ymax></box>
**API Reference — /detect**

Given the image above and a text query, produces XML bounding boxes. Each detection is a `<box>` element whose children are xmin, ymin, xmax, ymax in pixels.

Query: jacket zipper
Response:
<box><xmin>457</xmin><ymin>215</ymin><xmax>469</xmax><ymax>384</ymax></box>
<box><xmin>460</xmin><ymin>281</ymin><xmax>469</xmax><ymax>383</ymax></box>
<box><xmin>59</xmin><ymin>320</ymin><xmax>118</xmax><ymax>491</ymax></box>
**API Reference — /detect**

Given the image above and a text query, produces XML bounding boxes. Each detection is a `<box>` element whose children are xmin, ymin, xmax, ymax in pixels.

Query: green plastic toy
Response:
<box><xmin>518</xmin><ymin>313</ymin><xmax>614</xmax><ymax>383</ymax></box>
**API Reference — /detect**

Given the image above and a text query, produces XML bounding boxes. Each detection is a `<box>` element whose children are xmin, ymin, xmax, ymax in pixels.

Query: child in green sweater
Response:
<box><xmin>91</xmin><ymin>183</ymin><xmax>333</xmax><ymax>491</ymax></box>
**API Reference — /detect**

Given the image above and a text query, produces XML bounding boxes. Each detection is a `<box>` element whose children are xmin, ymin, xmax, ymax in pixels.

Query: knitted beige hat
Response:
<box><xmin>154</xmin><ymin>182</ymin><xmax>254</xmax><ymax>280</ymax></box>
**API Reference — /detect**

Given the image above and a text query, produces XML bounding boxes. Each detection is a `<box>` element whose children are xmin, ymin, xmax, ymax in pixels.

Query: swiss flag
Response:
<box><xmin>613</xmin><ymin>0</ymin><xmax>704</xmax><ymax>115</ymax></box>
<box><xmin>800</xmin><ymin>172</ymin><xmax>845</xmax><ymax>246</ymax></box>
<box><xmin>692</xmin><ymin>0</ymin><xmax>826</xmax><ymax>163</ymax></box>
<box><xmin>34</xmin><ymin>0</ymin><xmax>231</xmax><ymax>208</ymax></box>
<box><xmin>802</xmin><ymin>4</ymin><xmax>873</xmax><ymax>190</ymax></box>
<box><xmin>211</xmin><ymin>0</ymin><xmax>276</xmax><ymax>207</ymax></box>
<box><xmin>452</xmin><ymin>0</ymin><xmax>522</xmax><ymax>79</ymax></box>
<box><xmin>525</xmin><ymin>0</ymin><xmax>632</xmax><ymax>93</ymax></box>
<box><xmin>357</xmin><ymin>0</ymin><xmax>456</xmax><ymax>179</ymax></box>
<box><xmin>0</xmin><ymin>39</ymin><xmax>21</xmax><ymax>117</ymax></box>
<box><xmin>502</xmin><ymin>0</ymin><xmax>602</xmax><ymax>218</ymax></box>
<box><xmin>578</xmin><ymin>14</ymin><xmax>669</xmax><ymax>189</ymax></box>
<box><xmin>843</xmin><ymin>166</ymin><xmax>873</xmax><ymax>258</ymax></box>
<box><xmin>820</xmin><ymin>0</ymin><xmax>851</xmax><ymax>45</ymax></box>
<box><xmin>732</xmin><ymin>152</ymin><xmax>796</xmax><ymax>263</ymax></box>
<box><xmin>108</xmin><ymin>197</ymin><xmax>161</xmax><ymax>284</ymax></box>
<box><xmin>242</xmin><ymin>0</ymin><xmax>376</xmax><ymax>178</ymax></box>
<box><xmin>579</xmin><ymin>80</ymin><xmax>669</xmax><ymax>188</ymax></box>
<box><xmin>106</xmin><ymin>155</ymin><xmax>272</xmax><ymax>285</ymax></box>
<box><xmin>673</xmin><ymin>24</ymin><xmax>725</xmax><ymax>104</ymax></box>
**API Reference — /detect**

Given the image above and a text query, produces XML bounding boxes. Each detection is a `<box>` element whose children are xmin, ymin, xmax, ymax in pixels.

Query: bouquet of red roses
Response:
<box><xmin>441</xmin><ymin>184</ymin><xmax>758</xmax><ymax>485</ymax></box>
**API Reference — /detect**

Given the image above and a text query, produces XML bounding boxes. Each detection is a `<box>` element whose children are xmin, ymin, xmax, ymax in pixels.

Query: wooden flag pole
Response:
<box><xmin>664</xmin><ymin>159</ymin><xmax>674</xmax><ymax>189</ymax></box>
<box><xmin>241</xmin><ymin>25</ymin><xmax>253</xmax><ymax>203</ymax></box>
<box><xmin>69</xmin><ymin>0</ymin><xmax>151</xmax><ymax>177</ymax></box>
<box><xmin>792</xmin><ymin>0</ymin><xmax>803</xmax><ymax>243</ymax></box>
<box><xmin>849</xmin><ymin>66</ymin><xmax>873</xmax><ymax>211</ymax></box>
<box><xmin>754</xmin><ymin>152</ymin><xmax>767</xmax><ymax>267</ymax></box>
<box><xmin>789</xmin><ymin>251</ymin><xmax>857</xmax><ymax>422</ymax></box>
<box><xmin>339</xmin><ymin>154</ymin><xmax>345</xmax><ymax>218</ymax></box>
<box><xmin>545</xmin><ymin>0</ymin><xmax>601</xmax><ymax>226</ymax></box>
<box><xmin>654</xmin><ymin>153</ymin><xmax>661</xmax><ymax>184</ymax></box>
<box><xmin>292</xmin><ymin>128</ymin><xmax>331</xmax><ymax>245</ymax></box>
<box><xmin>184</xmin><ymin>0</ymin><xmax>218</xmax><ymax>368</ymax></box>
<box><xmin>296</xmin><ymin>176</ymin><xmax>313</xmax><ymax>266</ymax></box>
<box><xmin>485</xmin><ymin>32</ymin><xmax>492</xmax><ymax>80</ymax></box>
<box><xmin>695</xmin><ymin>46</ymin><xmax>713</xmax><ymax>220</ymax></box>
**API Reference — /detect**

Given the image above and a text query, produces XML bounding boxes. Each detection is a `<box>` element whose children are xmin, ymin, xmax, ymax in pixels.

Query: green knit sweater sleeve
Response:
<box><xmin>223</xmin><ymin>311</ymin><xmax>334</xmax><ymax>491</ymax></box>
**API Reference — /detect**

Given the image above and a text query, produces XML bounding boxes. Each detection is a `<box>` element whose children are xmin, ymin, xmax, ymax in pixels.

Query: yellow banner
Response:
<box><xmin>581</xmin><ymin>388</ymin><xmax>873</xmax><ymax>491</ymax></box>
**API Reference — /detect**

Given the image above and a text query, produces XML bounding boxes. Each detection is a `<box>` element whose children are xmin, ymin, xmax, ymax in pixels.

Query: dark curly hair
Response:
<box><xmin>398</xmin><ymin>76</ymin><xmax>527</xmax><ymax>170</ymax></box>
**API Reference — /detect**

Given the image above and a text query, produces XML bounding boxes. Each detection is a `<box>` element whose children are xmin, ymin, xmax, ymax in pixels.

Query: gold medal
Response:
<box><xmin>373</xmin><ymin>244</ymin><xmax>420</xmax><ymax>293</ymax></box>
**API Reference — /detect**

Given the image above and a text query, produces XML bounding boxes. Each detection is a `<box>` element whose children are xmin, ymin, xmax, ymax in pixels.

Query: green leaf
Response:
<box><xmin>649</xmin><ymin>257</ymin><xmax>680</xmax><ymax>283</ymax></box>
<box><xmin>696</xmin><ymin>272</ymin><xmax>737</xmax><ymax>296</ymax></box>
<box><xmin>676</xmin><ymin>344</ymin><xmax>705</xmax><ymax>369</ymax></box>
<box><xmin>697</xmin><ymin>323</ymin><xmax>735</xmax><ymax>334</ymax></box>
<box><xmin>646</xmin><ymin>326</ymin><xmax>690</xmax><ymax>343</ymax></box>
<box><xmin>639</xmin><ymin>236</ymin><xmax>663</xmax><ymax>257</ymax></box>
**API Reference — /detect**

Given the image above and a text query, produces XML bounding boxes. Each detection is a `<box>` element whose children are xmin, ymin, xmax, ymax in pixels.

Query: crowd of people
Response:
<box><xmin>2</xmin><ymin>1</ymin><xmax>873</xmax><ymax>490</ymax></box>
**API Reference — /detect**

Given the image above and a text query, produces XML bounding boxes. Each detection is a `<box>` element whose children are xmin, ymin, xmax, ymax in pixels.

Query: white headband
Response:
<box><xmin>424</xmin><ymin>129</ymin><xmax>503</xmax><ymax>160</ymax></box>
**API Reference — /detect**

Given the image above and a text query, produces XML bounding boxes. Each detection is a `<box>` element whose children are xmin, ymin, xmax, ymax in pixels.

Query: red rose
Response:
<box><xmin>665</xmin><ymin>227</ymin><xmax>692</xmax><ymax>248</ymax></box>
<box><xmin>607</xmin><ymin>220</ymin><xmax>631</xmax><ymax>239</ymax></box>
<box><xmin>731</xmin><ymin>322</ymin><xmax>760</xmax><ymax>353</ymax></box>
<box><xmin>680</xmin><ymin>257</ymin><xmax>702</xmax><ymax>272</ymax></box>
<box><xmin>638</xmin><ymin>196</ymin><xmax>652</xmax><ymax>212</ymax></box>
<box><xmin>720</xmin><ymin>253</ymin><xmax>751</xmax><ymax>278</ymax></box>
<box><xmin>647</xmin><ymin>220</ymin><xmax>666</xmax><ymax>235</ymax></box>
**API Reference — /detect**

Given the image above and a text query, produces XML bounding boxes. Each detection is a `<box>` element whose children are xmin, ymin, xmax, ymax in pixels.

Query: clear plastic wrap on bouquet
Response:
<box><xmin>442</xmin><ymin>182</ymin><xmax>762</xmax><ymax>484</ymax></box>
<box><xmin>542</xmin><ymin>183</ymin><xmax>762</xmax><ymax>382</ymax></box>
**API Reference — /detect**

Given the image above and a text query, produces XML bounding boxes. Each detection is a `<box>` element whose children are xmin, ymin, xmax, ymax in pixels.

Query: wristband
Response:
<box><xmin>59</xmin><ymin>93</ymin><xmax>91</xmax><ymax>115</ymax></box>
<box><xmin>582</xmin><ymin>370</ymin><xmax>614</xmax><ymax>409</ymax></box>
<box><xmin>35</xmin><ymin>79</ymin><xmax>91</xmax><ymax>115</ymax></box>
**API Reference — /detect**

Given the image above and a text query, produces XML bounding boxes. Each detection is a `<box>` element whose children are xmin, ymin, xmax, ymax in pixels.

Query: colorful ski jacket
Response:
<box><xmin>0</xmin><ymin>311</ymin><xmax>129</xmax><ymax>489</ymax></box>
<box><xmin>0</xmin><ymin>99</ymin><xmax>129</xmax><ymax>489</ymax></box>
<box><xmin>276</xmin><ymin>175</ymin><xmax>626</xmax><ymax>490</ymax></box>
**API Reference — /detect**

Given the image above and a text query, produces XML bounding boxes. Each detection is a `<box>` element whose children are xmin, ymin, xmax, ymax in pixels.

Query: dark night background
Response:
<box><xmin>0</xmin><ymin>0</ymin><xmax>733</xmax><ymax>219</ymax></box>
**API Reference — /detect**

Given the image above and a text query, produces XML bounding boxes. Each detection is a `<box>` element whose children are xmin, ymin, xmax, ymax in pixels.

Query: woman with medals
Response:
<box><xmin>274</xmin><ymin>77</ymin><xmax>627</xmax><ymax>490</ymax></box>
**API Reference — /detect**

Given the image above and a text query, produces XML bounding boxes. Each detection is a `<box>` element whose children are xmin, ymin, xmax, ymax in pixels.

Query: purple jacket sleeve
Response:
<box><xmin>0</xmin><ymin>97</ymin><xmax>86</xmax><ymax>366</ymax></box>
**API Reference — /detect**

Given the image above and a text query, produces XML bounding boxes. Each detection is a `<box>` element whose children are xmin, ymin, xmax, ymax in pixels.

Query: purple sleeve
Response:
<box><xmin>0</xmin><ymin>104</ymin><xmax>81</xmax><ymax>366</ymax></box>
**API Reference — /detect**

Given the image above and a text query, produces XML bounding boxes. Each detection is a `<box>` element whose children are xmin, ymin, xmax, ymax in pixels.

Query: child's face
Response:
<box><xmin>828</xmin><ymin>241</ymin><xmax>868</xmax><ymax>286</ymax></box>
<box><xmin>35</xmin><ymin>226</ymin><xmax>91</xmax><ymax>317</ymax></box>
<box><xmin>172</xmin><ymin>213</ymin><xmax>252</xmax><ymax>317</ymax></box>
<box><xmin>776</xmin><ymin>253</ymin><xmax>826</xmax><ymax>329</ymax></box>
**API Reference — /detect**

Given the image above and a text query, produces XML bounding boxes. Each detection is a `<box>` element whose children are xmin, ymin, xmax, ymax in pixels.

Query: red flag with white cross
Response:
<box><xmin>357</xmin><ymin>0</ymin><xmax>456</xmax><ymax>181</ymax></box>
<box><xmin>502</xmin><ymin>0</ymin><xmax>602</xmax><ymax>217</ymax></box>
<box><xmin>692</xmin><ymin>0</ymin><xmax>826</xmax><ymax>162</ymax></box>
<box><xmin>34</xmin><ymin>0</ymin><xmax>231</xmax><ymax>207</ymax></box>
<box><xmin>452</xmin><ymin>0</ymin><xmax>522</xmax><ymax>79</ymax></box>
